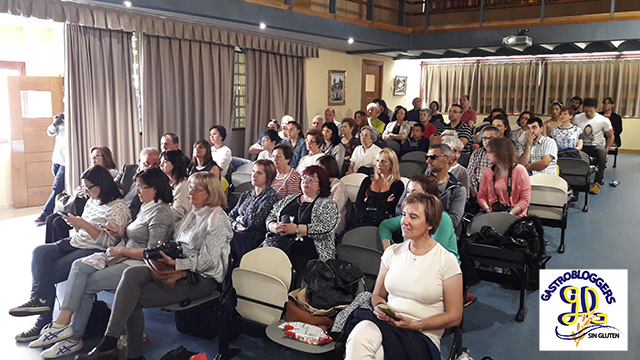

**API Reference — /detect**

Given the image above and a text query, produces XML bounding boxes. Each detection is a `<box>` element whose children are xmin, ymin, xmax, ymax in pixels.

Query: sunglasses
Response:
<box><xmin>426</xmin><ymin>154</ymin><xmax>449</xmax><ymax>161</ymax></box>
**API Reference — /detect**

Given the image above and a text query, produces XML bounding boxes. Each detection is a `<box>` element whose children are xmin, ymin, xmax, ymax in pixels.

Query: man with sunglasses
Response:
<box><xmin>432</xmin><ymin>104</ymin><xmax>473</xmax><ymax>167</ymax></box>
<box><xmin>425</xmin><ymin>144</ymin><xmax>467</xmax><ymax>229</ymax></box>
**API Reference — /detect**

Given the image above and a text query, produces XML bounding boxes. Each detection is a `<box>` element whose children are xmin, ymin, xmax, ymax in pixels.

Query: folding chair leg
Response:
<box><xmin>213</xmin><ymin>289</ymin><xmax>241</xmax><ymax>360</ymax></box>
<box><xmin>582</xmin><ymin>189</ymin><xmax>589</xmax><ymax>212</ymax></box>
<box><xmin>558</xmin><ymin>228</ymin><xmax>565</xmax><ymax>254</ymax></box>
<box><xmin>516</xmin><ymin>265</ymin><xmax>528</xmax><ymax>322</ymax></box>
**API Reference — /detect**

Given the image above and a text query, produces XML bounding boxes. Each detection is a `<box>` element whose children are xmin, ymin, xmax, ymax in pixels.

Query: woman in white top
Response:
<box><xmin>316</xmin><ymin>155</ymin><xmax>347</xmax><ymax>234</ymax></box>
<box><xmin>209</xmin><ymin>125</ymin><xmax>232</xmax><ymax>178</ymax></box>
<box><xmin>345</xmin><ymin>193</ymin><xmax>463</xmax><ymax>360</ymax></box>
<box><xmin>296</xmin><ymin>129</ymin><xmax>325</xmax><ymax>174</ymax></box>
<box><xmin>160</xmin><ymin>150</ymin><xmax>192</xmax><ymax>226</ymax></box>
<box><xmin>348</xmin><ymin>126</ymin><xmax>382</xmax><ymax>175</ymax></box>
<box><xmin>382</xmin><ymin>106</ymin><xmax>410</xmax><ymax>143</ymax></box>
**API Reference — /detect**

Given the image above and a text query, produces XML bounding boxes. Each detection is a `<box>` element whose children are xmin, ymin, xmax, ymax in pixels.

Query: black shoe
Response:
<box><xmin>9</xmin><ymin>297</ymin><xmax>51</xmax><ymax>317</ymax></box>
<box><xmin>15</xmin><ymin>326</ymin><xmax>42</xmax><ymax>342</ymax></box>
<box><xmin>75</xmin><ymin>347</ymin><xmax>119</xmax><ymax>360</ymax></box>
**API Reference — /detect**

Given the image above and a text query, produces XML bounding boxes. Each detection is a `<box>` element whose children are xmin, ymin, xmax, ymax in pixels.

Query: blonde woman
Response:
<box><xmin>354</xmin><ymin>148</ymin><xmax>405</xmax><ymax>226</ymax></box>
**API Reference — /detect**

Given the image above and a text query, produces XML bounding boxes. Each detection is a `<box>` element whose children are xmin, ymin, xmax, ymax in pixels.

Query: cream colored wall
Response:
<box><xmin>305</xmin><ymin>48</ymin><xmax>422</xmax><ymax>126</ymax></box>
<box><xmin>0</xmin><ymin>21</ymin><xmax>64</xmax><ymax>208</ymax></box>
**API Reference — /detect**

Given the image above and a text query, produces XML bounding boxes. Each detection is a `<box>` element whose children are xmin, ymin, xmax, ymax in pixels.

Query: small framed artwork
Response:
<box><xmin>394</xmin><ymin>76</ymin><xmax>407</xmax><ymax>96</ymax></box>
<box><xmin>328</xmin><ymin>70</ymin><xmax>346</xmax><ymax>106</ymax></box>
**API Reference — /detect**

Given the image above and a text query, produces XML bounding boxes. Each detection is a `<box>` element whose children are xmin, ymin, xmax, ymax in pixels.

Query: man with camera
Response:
<box><xmin>35</xmin><ymin>114</ymin><xmax>67</xmax><ymax>226</ymax></box>
<box><xmin>517</xmin><ymin>117</ymin><xmax>558</xmax><ymax>175</ymax></box>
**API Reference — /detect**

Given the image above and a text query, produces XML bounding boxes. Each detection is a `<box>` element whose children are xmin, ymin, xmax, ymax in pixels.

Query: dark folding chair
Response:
<box><xmin>558</xmin><ymin>151</ymin><xmax>591</xmax><ymax>212</ymax></box>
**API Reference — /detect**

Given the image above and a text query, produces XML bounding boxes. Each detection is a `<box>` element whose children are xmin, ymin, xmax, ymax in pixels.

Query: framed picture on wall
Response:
<box><xmin>329</xmin><ymin>70</ymin><xmax>346</xmax><ymax>106</ymax></box>
<box><xmin>394</xmin><ymin>76</ymin><xmax>407</xmax><ymax>96</ymax></box>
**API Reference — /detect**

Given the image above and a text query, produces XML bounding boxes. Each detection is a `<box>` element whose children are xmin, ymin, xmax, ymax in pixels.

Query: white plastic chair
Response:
<box><xmin>528</xmin><ymin>175</ymin><xmax>569</xmax><ymax>253</ymax></box>
<box><xmin>341</xmin><ymin>173</ymin><xmax>368</xmax><ymax>202</ymax></box>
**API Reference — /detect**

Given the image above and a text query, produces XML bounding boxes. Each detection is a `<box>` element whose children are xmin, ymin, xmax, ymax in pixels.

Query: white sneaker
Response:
<box><xmin>28</xmin><ymin>323</ymin><xmax>72</xmax><ymax>348</ymax></box>
<box><xmin>40</xmin><ymin>338</ymin><xmax>83</xmax><ymax>359</ymax></box>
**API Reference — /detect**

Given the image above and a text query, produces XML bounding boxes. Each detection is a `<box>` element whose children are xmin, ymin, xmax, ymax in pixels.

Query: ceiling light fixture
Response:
<box><xmin>259</xmin><ymin>22</ymin><xmax>267</xmax><ymax>30</ymax></box>
<box><xmin>348</xmin><ymin>38</ymin><xmax>354</xmax><ymax>44</ymax></box>
<box><xmin>123</xmin><ymin>1</ymin><xmax>132</xmax><ymax>7</ymax></box>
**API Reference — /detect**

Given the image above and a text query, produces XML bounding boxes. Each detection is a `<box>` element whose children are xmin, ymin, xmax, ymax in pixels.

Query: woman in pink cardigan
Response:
<box><xmin>477</xmin><ymin>137</ymin><xmax>531</xmax><ymax>217</ymax></box>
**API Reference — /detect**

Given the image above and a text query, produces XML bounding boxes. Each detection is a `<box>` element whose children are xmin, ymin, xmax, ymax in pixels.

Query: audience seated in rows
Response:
<box><xmin>11</xmin><ymin>166</ymin><xmax>131</xmax><ymax>344</ymax></box>
<box><xmin>316</xmin><ymin>155</ymin><xmax>348</xmax><ymax>234</ymax></box>
<box><xmin>571</xmin><ymin>97</ymin><xmax>615</xmax><ymax>194</ymax></box>
<box><xmin>379</xmin><ymin>174</ymin><xmax>459</xmax><ymax>263</ymax></box>
<box><xmin>77</xmin><ymin>172</ymin><xmax>232</xmax><ymax>360</ymax></box>
<box><xmin>325</xmin><ymin>107</ymin><xmax>343</xmax><ymax>137</ymax></box>
<box><xmin>311</xmin><ymin>115</ymin><xmax>324</xmax><ymax>131</ymax></box>
<box><xmin>543</xmin><ymin>102</ymin><xmax>563</xmax><ymax>137</ymax></box>
<box><xmin>117</xmin><ymin>147</ymin><xmax>161</xmax><ymax>220</ymax></box>
<box><xmin>420</xmin><ymin>108</ymin><xmax>439</xmax><ymax>140</ymax></box>
<box><xmin>424</xmin><ymin>144</ymin><xmax>466</xmax><ymax>228</ymax></box>
<box><xmin>160</xmin><ymin>150</ymin><xmax>192</xmax><ymax>227</ymax></box>
<box><xmin>271</xmin><ymin>144</ymin><xmax>302</xmax><ymax>198</ymax></box>
<box><xmin>348</xmin><ymin>126</ymin><xmax>382</xmax><ymax>175</ymax></box>
<box><xmin>281</xmin><ymin>121</ymin><xmax>308</xmax><ymax>169</ymax></box>
<box><xmin>27</xmin><ymin>168</ymin><xmax>175</xmax><ymax>357</ymax></box>
<box><xmin>491</xmin><ymin>114</ymin><xmax>512</xmax><ymax>139</ymax></box>
<box><xmin>345</xmin><ymin>193</ymin><xmax>462</xmax><ymax>360</ymax></box>
<box><xmin>320</xmin><ymin>122</ymin><xmax>346</xmax><ymax>168</ymax></box>
<box><xmin>459</xmin><ymin>95</ymin><xmax>477</xmax><ymax>128</ymax></box>
<box><xmin>400</xmin><ymin>123</ymin><xmax>430</xmax><ymax>156</ymax></box>
<box><xmin>599</xmin><ymin>97</ymin><xmax>623</xmax><ymax>148</ymax></box>
<box><xmin>265</xmin><ymin>165</ymin><xmax>339</xmax><ymax>274</ymax></box>
<box><xmin>406</xmin><ymin>97</ymin><xmax>422</xmax><ymax>122</ymax></box>
<box><xmin>228</xmin><ymin>160</ymin><xmax>280</xmax><ymax>260</ymax></box>
<box><xmin>428</xmin><ymin>101</ymin><xmax>445</xmax><ymax>128</ymax></box>
<box><xmin>297</xmin><ymin>129</ymin><xmax>325</xmax><ymax>173</ymax></box>
<box><xmin>355</xmin><ymin>148</ymin><xmax>405</xmax><ymax>227</ymax></box>
<box><xmin>279</xmin><ymin>115</ymin><xmax>293</xmax><ymax>140</ymax></box>
<box><xmin>517</xmin><ymin>117</ymin><xmax>558</xmax><ymax>175</ymax></box>
<box><xmin>373</xmin><ymin>98</ymin><xmax>391</xmax><ymax>124</ymax></box>
<box><xmin>478</xmin><ymin>137</ymin><xmax>531</xmax><ymax>218</ymax></box>
<box><xmin>353</xmin><ymin>110</ymin><xmax>368</xmax><ymax>136</ymax></box>
<box><xmin>481</xmin><ymin>108</ymin><xmax>507</xmax><ymax>125</ymax></box>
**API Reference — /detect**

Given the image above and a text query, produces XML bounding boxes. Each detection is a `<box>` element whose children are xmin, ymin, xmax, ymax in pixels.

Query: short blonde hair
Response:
<box><xmin>373</xmin><ymin>148</ymin><xmax>401</xmax><ymax>184</ymax></box>
<box><xmin>189</xmin><ymin>172</ymin><xmax>227</xmax><ymax>208</ymax></box>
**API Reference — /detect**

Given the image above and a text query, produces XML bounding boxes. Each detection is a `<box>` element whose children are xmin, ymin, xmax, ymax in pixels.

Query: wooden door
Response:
<box><xmin>8</xmin><ymin>76</ymin><xmax>64</xmax><ymax>208</ymax></box>
<box><xmin>361</xmin><ymin>60</ymin><xmax>384</xmax><ymax>112</ymax></box>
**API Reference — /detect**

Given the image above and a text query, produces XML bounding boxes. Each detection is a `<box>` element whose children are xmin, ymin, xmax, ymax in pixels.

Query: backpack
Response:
<box><xmin>82</xmin><ymin>300</ymin><xmax>111</xmax><ymax>340</ymax></box>
<box><xmin>303</xmin><ymin>259</ymin><xmax>364</xmax><ymax>310</ymax></box>
<box><xmin>504</xmin><ymin>215</ymin><xmax>552</xmax><ymax>289</ymax></box>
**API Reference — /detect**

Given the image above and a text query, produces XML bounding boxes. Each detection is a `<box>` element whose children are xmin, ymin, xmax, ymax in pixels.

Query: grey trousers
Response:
<box><xmin>105</xmin><ymin>265</ymin><xmax>218</xmax><ymax>358</ymax></box>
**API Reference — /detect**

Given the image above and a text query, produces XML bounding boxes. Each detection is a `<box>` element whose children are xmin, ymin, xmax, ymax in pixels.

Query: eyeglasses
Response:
<box><xmin>136</xmin><ymin>185</ymin><xmax>151</xmax><ymax>191</ymax></box>
<box><xmin>426</xmin><ymin>154</ymin><xmax>449</xmax><ymax>161</ymax></box>
<box><xmin>305</xmin><ymin>139</ymin><xmax>316</xmax><ymax>144</ymax></box>
<box><xmin>82</xmin><ymin>184</ymin><xmax>97</xmax><ymax>191</ymax></box>
<box><xmin>301</xmin><ymin>175</ymin><xmax>318</xmax><ymax>183</ymax></box>
<box><xmin>91</xmin><ymin>154</ymin><xmax>103</xmax><ymax>159</ymax></box>
<box><xmin>188</xmin><ymin>185</ymin><xmax>206</xmax><ymax>193</ymax></box>
<box><xmin>482</xmin><ymin>136</ymin><xmax>497</xmax><ymax>141</ymax></box>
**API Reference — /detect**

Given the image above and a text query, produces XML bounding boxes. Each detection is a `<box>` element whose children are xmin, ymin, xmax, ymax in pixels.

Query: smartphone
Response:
<box><xmin>280</xmin><ymin>214</ymin><xmax>291</xmax><ymax>223</ymax></box>
<box><xmin>376</xmin><ymin>304</ymin><xmax>400</xmax><ymax>321</ymax></box>
<box><xmin>57</xmin><ymin>211</ymin><xmax>69</xmax><ymax>217</ymax></box>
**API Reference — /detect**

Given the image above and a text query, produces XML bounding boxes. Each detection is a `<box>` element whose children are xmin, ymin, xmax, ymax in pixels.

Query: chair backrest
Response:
<box><xmin>400</xmin><ymin>176</ymin><xmax>410</xmax><ymax>188</ymax></box>
<box><xmin>528</xmin><ymin>185</ymin><xmax>567</xmax><ymax>221</ymax></box>
<box><xmin>231</xmin><ymin>162</ymin><xmax>254</xmax><ymax>187</ymax></box>
<box><xmin>467</xmin><ymin>212</ymin><xmax>519</xmax><ymax>236</ymax></box>
<box><xmin>236</xmin><ymin>162</ymin><xmax>254</xmax><ymax>174</ymax></box>
<box><xmin>233</xmin><ymin>181</ymin><xmax>254</xmax><ymax>194</ymax></box>
<box><xmin>239</xmin><ymin>247</ymin><xmax>292</xmax><ymax>288</ymax></box>
<box><xmin>399</xmin><ymin>162</ymin><xmax>424</xmax><ymax>178</ymax></box>
<box><xmin>232</xmin><ymin>269</ymin><xmax>289</xmax><ymax>325</ymax></box>
<box><xmin>384</xmin><ymin>140</ymin><xmax>401</xmax><ymax>156</ymax></box>
<box><xmin>341</xmin><ymin>225</ymin><xmax>383</xmax><ymax>251</ymax></box>
<box><xmin>341</xmin><ymin>173</ymin><xmax>368</xmax><ymax>202</ymax></box>
<box><xmin>400</xmin><ymin>151</ymin><xmax>427</xmax><ymax>163</ymax></box>
<box><xmin>530</xmin><ymin>174</ymin><xmax>568</xmax><ymax>192</ymax></box>
<box><xmin>557</xmin><ymin>157</ymin><xmax>591</xmax><ymax>189</ymax></box>
<box><xmin>336</xmin><ymin>244</ymin><xmax>383</xmax><ymax>291</ymax></box>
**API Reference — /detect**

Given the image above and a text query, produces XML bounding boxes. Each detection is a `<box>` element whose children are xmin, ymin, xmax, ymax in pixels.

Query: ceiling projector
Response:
<box><xmin>502</xmin><ymin>35</ymin><xmax>532</xmax><ymax>47</ymax></box>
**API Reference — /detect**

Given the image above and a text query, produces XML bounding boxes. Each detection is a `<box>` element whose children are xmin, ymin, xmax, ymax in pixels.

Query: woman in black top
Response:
<box><xmin>355</xmin><ymin>148</ymin><xmax>405</xmax><ymax>226</ymax></box>
<box><xmin>188</xmin><ymin>139</ymin><xmax>221</xmax><ymax>179</ymax></box>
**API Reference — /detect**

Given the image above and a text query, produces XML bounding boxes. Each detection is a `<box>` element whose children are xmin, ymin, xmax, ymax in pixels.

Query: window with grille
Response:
<box><xmin>232</xmin><ymin>48</ymin><xmax>246</xmax><ymax>129</ymax></box>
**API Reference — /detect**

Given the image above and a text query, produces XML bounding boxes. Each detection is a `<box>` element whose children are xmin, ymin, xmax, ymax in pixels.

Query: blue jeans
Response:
<box><xmin>41</xmin><ymin>163</ymin><xmax>65</xmax><ymax>216</ymax></box>
<box><xmin>62</xmin><ymin>260</ymin><xmax>133</xmax><ymax>338</ymax></box>
<box><xmin>31</xmin><ymin>241</ymin><xmax>101</xmax><ymax>329</ymax></box>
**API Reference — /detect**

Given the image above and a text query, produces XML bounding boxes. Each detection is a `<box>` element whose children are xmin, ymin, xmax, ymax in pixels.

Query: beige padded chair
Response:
<box><xmin>232</xmin><ymin>247</ymin><xmax>292</xmax><ymax>325</ymax></box>
<box><xmin>231</xmin><ymin>162</ymin><xmax>254</xmax><ymax>187</ymax></box>
<box><xmin>341</xmin><ymin>173</ymin><xmax>368</xmax><ymax>202</ymax></box>
<box><xmin>529</xmin><ymin>174</ymin><xmax>569</xmax><ymax>253</ymax></box>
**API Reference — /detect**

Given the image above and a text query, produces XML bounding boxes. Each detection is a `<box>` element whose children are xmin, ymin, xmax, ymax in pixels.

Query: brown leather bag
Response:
<box><xmin>144</xmin><ymin>258</ymin><xmax>188</xmax><ymax>290</ymax></box>
<box><xmin>284</xmin><ymin>300</ymin><xmax>334</xmax><ymax>331</ymax></box>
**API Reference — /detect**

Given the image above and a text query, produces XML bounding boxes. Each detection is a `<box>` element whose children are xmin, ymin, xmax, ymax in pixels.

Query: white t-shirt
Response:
<box><xmin>257</xmin><ymin>149</ymin><xmax>273</xmax><ymax>161</ymax></box>
<box><xmin>350</xmin><ymin>144</ymin><xmax>382</xmax><ymax>172</ymax></box>
<box><xmin>382</xmin><ymin>241</ymin><xmax>461</xmax><ymax>350</ymax></box>
<box><xmin>571</xmin><ymin>113</ymin><xmax>612</xmax><ymax>148</ymax></box>
<box><xmin>296</xmin><ymin>153</ymin><xmax>323</xmax><ymax>174</ymax></box>
<box><xmin>211</xmin><ymin>145</ymin><xmax>232</xmax><ymax>177</ymax></box>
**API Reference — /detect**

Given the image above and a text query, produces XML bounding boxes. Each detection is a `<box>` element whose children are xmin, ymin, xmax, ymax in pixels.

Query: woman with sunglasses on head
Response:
<box><xmin>28</xmin><ymin>168</ymin><xmax>174</xmax><ymax>358</ymax></box>
<box><xmin>160</xmin><ymin>150</ymin><xmax>192</xmax><ymax>227</ymax></box>
<box><xmin>77</xmin><ymin>172</ymin><xmax>232</xmax><ymax>360</ymax></box>
<box><xmin>10</xmin><ymin>166</ymin><xmax>130</xmax><ymax>344</ymax></box>
<box><xmin>265</xmin><ymin>165</ymin><xmax>339</xmax><ymax>274</ymax></box>
<box><xmin>477</xmin><ymin>137</ymin><xmax>530</xmax><ymax>218</ymax></box>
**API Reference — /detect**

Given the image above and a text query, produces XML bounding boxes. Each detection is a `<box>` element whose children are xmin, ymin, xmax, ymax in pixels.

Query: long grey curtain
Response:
<box><xmin>65</xmin><ymin>24</ymin><xmax>140</xmax><ymax>189</ymax></box>
<box><xmin>244</xmin><ymin>49</ymin><xmax>307</xmax><ymax>158</ymax></box>
<box><xmin>141</xmin><ymin>35</ymin><xmax>235</xmax><ymax>152</ymax></box>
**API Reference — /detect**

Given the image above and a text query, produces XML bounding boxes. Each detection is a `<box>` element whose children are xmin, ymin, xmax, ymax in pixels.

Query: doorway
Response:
<box><xmin>361</xmin><ymin>60</ymin><xmax>383</xmax><ymax>112</ymax></box>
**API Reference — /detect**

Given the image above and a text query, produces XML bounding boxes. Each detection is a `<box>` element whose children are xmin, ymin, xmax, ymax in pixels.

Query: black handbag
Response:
<box><xmin>54</xmin><ymin>191</ymin><xmax>88</xmax><ymax>216</ymax></box>
<box><xmin>303</xmin><ymin>259</ymin><xmax>364</xmax><ymax>310</ymax></box>
<box><xmin>260</xmin><ymin>232</ymin><xmax>293</xmax><ymax>254</ymax></box>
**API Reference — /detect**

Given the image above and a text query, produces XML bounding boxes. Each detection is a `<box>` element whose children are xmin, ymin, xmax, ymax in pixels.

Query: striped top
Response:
<box><xmin>272</xmin><ymin>168</ymin><xmax>302</xmax><ymax>199</ymax></box>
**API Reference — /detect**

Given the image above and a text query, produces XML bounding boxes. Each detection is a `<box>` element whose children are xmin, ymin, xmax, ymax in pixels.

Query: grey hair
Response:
<box><xmin>442</xmin><ymin>135</ymin><xmax>463</xmax><ymax>150</ymax></box>
<box><xmin>313</xmin><ymin>115</ymin><xmax>324</xmax><ymax>122</ymax></box>
<box><xmin>366</xmin><ymin>102</ymin><xmax>380</xmax><ymax>111</ymax></box>
<box><xmin>420</xmin><ymin>108</ymin><xmax>432</xmax><ymax>115</ymax></box>
<box><xmin>429</xmin><ymin>143</ymin><xmax>453</xmax><ymax>157</ymax></box>
<box><xmin>440</xmin><ymin>129</ymin><xmax>458</xmax><ymax>138</ymax></box>
<box><xmin>140</xmin><ymin>147</ymin><xmax>160</xmax><ymax>158</ymax></box>
<box><xmin>360</xmin><ymin>126</ymin><xmax>379</xmax><ymax>143</ymax></box>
